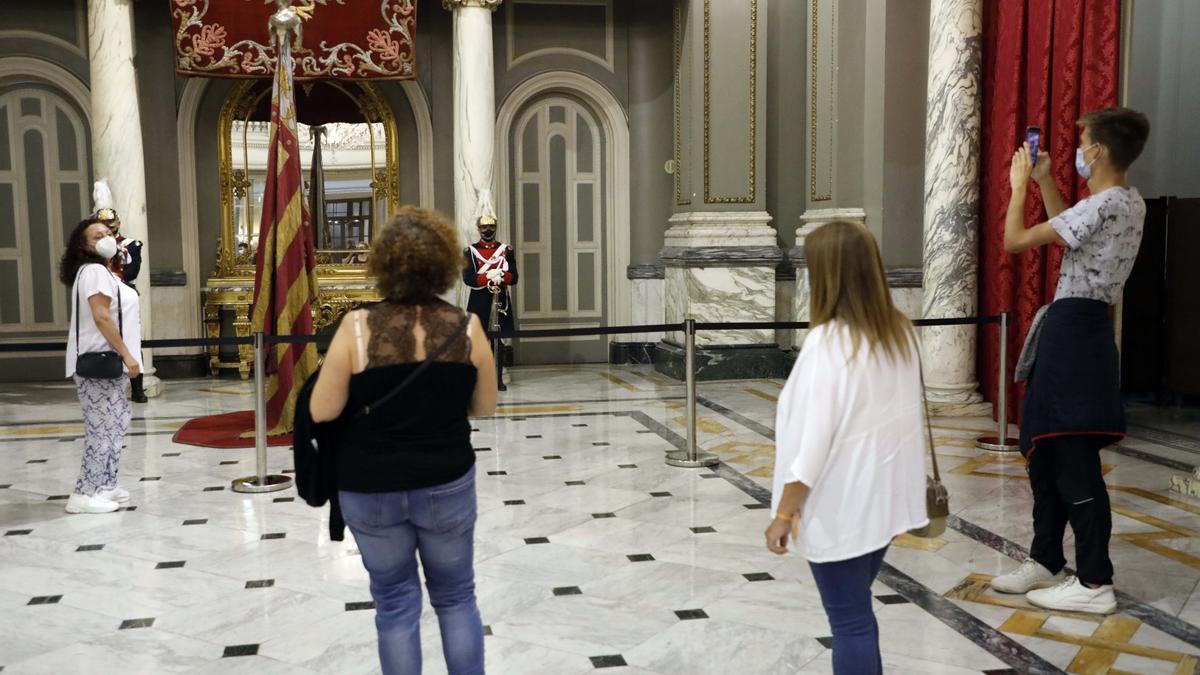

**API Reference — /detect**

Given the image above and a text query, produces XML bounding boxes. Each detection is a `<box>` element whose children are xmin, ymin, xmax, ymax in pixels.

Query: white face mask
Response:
<box><xmin>94</xmin><ymin>235</ymin><xmax>119</xmax><ymax>260</ymax></box>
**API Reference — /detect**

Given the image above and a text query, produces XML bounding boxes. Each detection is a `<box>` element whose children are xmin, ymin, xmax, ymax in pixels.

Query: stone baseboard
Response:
<box><xmin>153</xmin><ymin>354</ymin><xmax>209</xmax><ymax>379</ymax></box>
<box><xmin>652</xmin><ymin>341</ymin><xmax>788</xmax><ymax>381</ymax></box>
<box><xmin>609</xmin><ymin>342</ymin><xmax>657</xmax><ymax>365</ymax></box>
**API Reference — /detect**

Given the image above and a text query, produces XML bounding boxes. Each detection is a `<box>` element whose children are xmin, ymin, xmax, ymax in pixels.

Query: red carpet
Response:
<box><xmin>172</xmin><ymin>411</ymin><xmax>293</xmax><ymax>449</ymax></box>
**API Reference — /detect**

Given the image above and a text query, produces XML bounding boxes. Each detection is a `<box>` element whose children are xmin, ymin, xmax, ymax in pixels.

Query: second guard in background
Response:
<box><xmin>462</xmin><ymin>214</ymin><xmax>517</xmax><ymax>391</ymax></box>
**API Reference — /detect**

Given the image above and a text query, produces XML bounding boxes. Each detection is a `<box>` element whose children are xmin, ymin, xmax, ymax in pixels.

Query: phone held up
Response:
<box><xmin>1025</xmin><ymin>126</ymin><xmax>1041</xmax><ymax>166</ymax></box>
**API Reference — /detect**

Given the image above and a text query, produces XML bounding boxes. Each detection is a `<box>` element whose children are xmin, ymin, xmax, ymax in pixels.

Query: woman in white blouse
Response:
<box><xmin>59</xmin><ymin>218</ymin><xmax>143</xmax><ymax>514</ymax></box>
<box><xmin>765</xmin><ymin>221</ymin><xmax>928</xmax><ymax>674</ymax></box>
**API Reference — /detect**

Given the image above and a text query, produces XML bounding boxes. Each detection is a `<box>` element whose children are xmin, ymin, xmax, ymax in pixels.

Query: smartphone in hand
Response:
<box><xmin>1025</xmin><ymin>126</ymin><xmax>1042</xmax><ymax>165</ymax></box>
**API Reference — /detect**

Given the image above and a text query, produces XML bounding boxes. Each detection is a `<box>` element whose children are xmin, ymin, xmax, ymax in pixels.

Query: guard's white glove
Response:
<box><xmin>485</xmin><ymin>268</ymin><xmax>505</xmax><ymax>284</ymax></box>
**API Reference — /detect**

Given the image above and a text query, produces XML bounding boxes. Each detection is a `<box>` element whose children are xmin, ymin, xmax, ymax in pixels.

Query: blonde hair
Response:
<box><xmin>805</xmin><ymin>221</ymin><xmax>914</xmax><ymax>362</ymax></box>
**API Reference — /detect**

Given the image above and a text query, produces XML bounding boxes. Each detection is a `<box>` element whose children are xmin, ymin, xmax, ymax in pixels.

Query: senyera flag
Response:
<box><xmin>249</xmin><ymin>13</ymin><xmax>319</xmax><ymax>436</ymax></box>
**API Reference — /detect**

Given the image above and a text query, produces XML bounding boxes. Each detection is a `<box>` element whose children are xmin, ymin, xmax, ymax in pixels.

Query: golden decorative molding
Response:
<box><xmin>673</xmin><ymin>0</ymin><xmax>690</xmax><ymax>206</ymax></box>
<box><xmin>808</xmin><ymin>0</ymin><xmax>835</xmax><ymax>203</ymax></box>
<box><xmin>702</xmin><ymin>0</ymin><xmax>757</xmax><ymax>205</ymax></box>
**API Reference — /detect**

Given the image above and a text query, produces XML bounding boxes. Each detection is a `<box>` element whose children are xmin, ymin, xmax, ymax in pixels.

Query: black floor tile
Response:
<box><xmin>260</xmin><ymin>532</ymin><xmax>286</xmax><ymax>540</ymax></box>
<box><xmin>183</xmin><ymin>519</ymin><xmax>208</xmax><ymax>526</ymax></box>
<box><xmin>26</xmin><ymin>459</ymin><xmax>47</xmax><ymax>464</ymax></box>
<box><xmin>156</xmin><ymin>561</ymin><xmax>186</xmax><ymax>569</ymax></box>
<box><xmin>674</xmin><ymin>609</ymin><xmax>708</xmax><ymax>620</ymax></box>
<box><xmin>627</xmin><ymin>554</ymin><xmax>655</xmax><ymax>562</ymax></box>
<box><xmin>649</xmin><ymin>491</ymin><xmax>671</xmax><ymax>498</ymax></box>
<box><xmin>592</xmin><ymin>442</ymin><xmax>610</xmax><ymax>446</ymax></box>
<box><xmin>690</xmin><ymin>526</ymin><xmax>716</xmax><ymax>534</ymax></box>
<box><xmin>119</xmin><ymin>618</ymin><xmax>155</xmax><ymax>630</ymax></box>
<box><xmin>475</xmin><ymin>447</ymin><xmax>492</xmax><ymax>452</ymax></box>
<box><xmin>503</xmin><ymin>500</ymin><xmax>525</xmax><ymax>506</ymax></box>
<box><xmin>565</xmin><ymin>480</ymin><xmax>586</xmax><ymax>486</ymax></box>
<box><xmin>0</xmin><ymin>484</ymin><xmax>11</xmax><ymax>489</ymax></box>
<box><xmin>487</xmin><ymin>470</ymin><xmax>507</xmax><ymax>476</ymax></box>
<box><xmin>591</xmin><ymin>513</ymin><xmax>616</xmax><ymax>519</ymax></box>
<box><xmin>245</xmin><ymin>579</ymin><xmax>274</xmax><ymax>589</ymax></box>
<box><xmin>46</xmin><ymin>495</ymin><xmax>69</xmax><ymax>501</ymax></box>
<box><xmin>589</xmin><ymin>655</ymin><xmax>627</xmax><ymax>669</ymax></box>
<box><xmin>345</xmin><ymin>601</ymin><xmax>375</xmax><ymax>611</ymax></box>
<box><xmin>162</xmin><ymin>452</ymin><xmax>181</xmax><ymax>457</ymax></box>
<box><xmin>552</xmin><ymin>586</ymin><xmax>582</xmax><ymax>596</ymax></box>
<box><xmin>542</xmin><ymin>455</ymin><xmax>562</xmax><ymax>460</ymax></box>
<box><xmin>524</xmin><ymin>537</ymin><xmax>550</xmax><ymax>545</ymax></box>
<box><xmin>273</xmin><ymin>497</ymin><xmax>294</xmax><ymax>503</ymax></box>
<box><xmin>525</xmin><ymin>435</ymin><xmax>542</xmax><ymax>439</ymax></box>
<box><xmin>617</xmin><ymin>464</ymin><xmax>637</xmax><ymax>469</ymax></box>
<box><xmin>572</xmin><ymin>423</ymin><xmax>588</xmax><ymax>427</ymax></box>
<box><xmin>118</xmin><ymin>506</ymin><xmax>137</xmax><ymax>512</ymax></box>
<box><xmin>27</xmin><ymin>595</ymin><xmax>62</xmax><ymax>605</ymax></box>
<box><xmin>219</xmin><ymin>460</ymin><xmax>238</xmax><ymax>465</ymax></box>
<box><xmin>5</xmin><ymin>530</ymin><xmax>32</xmax><ymax>536</ymax></box>
<box><xmin>483</xmin><ymin>625</ymin><xmax>493</xmax><ymax>636</ymax></box>
<box><xmin>816</xmin><ymin>636</ymin><xmax>834</xmax><ymax>649</ymax></box>
<box><xmin>743</xmin><ymin>503</ymin><xmax>768</xmax><ymax>510</ymax></box>
<box><xmin>202</xmin><ymin>486</ymin><xmax>224</xmax><ymax>492</ymax></box>
<box><xmin>743</xmin><ymin>572</ymin><xmax>774</xmax><ymax>582</ymax></box>
<box><xmin>700</xmin><ymin>473</ymin><xmax>721</xmax><ymax>479</ymax></box>
<box><xmin>139</xmin><ymin>476</ymin><xmax>161</xmax><ymax>482</ymax></box>
<box><xmin>222</xmin><ymin>644</ymin><xmax>259</xmax><ymax>658</ymax></box>
<box><xmin>76</xmin><ymin>544</ymin><xmax>104</xmax><ymax>552</ymax></box>
<box><xmin>875</xmin><ymin>594</ymin><xmax>909</xmax><ymax>605</ymax></box>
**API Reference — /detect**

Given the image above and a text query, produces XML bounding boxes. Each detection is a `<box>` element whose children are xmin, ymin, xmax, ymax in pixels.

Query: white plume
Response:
<box><xmin>92</xmin><ymin>179</ymin><xmax>115</xmax><ymax>212</ymax></box>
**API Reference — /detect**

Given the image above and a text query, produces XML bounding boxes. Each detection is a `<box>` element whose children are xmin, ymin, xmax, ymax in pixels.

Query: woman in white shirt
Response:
<box><xmin>58</xmin><ymin>218</ymin><xmax>143</xmax><ymax>514</ymax></box>
<box><xmin>766</xmin><ymin>220</ymin><xmax>928</xmax><ymax>675</ymax></box>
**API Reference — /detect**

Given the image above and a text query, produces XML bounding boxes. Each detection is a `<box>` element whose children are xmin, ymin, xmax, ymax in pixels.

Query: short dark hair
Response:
<box><xmin>1078</xmin><ymin>107</ymin><xmax>1150</xmax><ymax>171</ymax></box>
<box><xmin>368</xmin><ymin>207</ymin><xmax>461</xmax><ymax>303</ymax></box>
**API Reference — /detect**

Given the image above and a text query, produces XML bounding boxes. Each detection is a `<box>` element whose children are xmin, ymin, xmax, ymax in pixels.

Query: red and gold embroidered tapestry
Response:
<box><xmin>171</xmin><ymin>0</ymin><xmax>418</xmax><ymax>80</ymax></box>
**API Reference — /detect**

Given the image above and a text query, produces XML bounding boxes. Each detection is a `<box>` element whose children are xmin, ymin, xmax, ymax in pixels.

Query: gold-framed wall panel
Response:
<box><xmin>808</xmin><ymin>0</ymin><xmax>836</xmax><ymax>203</ymax></box>
<box><xmin>213</xmin><ymin>79</ymin><xmax>401</xmax><ymax>282</ymax></box>
<box><xmin>701</xmin><ymin>0</ymin><xmax>758</xmax><ymax>205</ymax></box>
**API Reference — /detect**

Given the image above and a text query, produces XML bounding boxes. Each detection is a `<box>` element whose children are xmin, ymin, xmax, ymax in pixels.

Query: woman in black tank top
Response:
<box><xmin>310</xmin><ymin>207</ymin><xmax>497</xmax><ymax>675</ymax></box>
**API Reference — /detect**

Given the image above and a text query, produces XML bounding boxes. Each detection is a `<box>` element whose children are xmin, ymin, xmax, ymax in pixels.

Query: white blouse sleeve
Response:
<box><xmin>773</xmin><ymin>330</ymin><xmax>842</xmax><ymax>491</ymax></box>
<box><xmin>78</xmin><ymin>264</ymin><xmax>114</xmax><ymax>301</ymax></box>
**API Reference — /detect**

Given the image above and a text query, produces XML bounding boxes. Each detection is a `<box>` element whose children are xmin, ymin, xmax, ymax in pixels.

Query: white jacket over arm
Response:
<box><xmin>771</xmin><ymin>322</ymin><xmax>929</xmax><ymax>563</ymax></box>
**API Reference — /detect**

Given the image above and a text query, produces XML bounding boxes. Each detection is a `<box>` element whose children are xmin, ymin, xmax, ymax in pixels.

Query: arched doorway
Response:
<box><xmin>0</xmin><ymin>84</ymin><xmax>91</xmax><ymax>331</ymax></box>
<box><xmin>496</xmin><ymin>73</ymin><xmax>631</xmax><ymax>366</ymax></box>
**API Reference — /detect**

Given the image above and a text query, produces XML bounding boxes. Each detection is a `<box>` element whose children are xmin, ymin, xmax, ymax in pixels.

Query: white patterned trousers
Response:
<box><xmin>74</xmin><ymin>375</ymin><xmax>131</xmax><ymax>496</ymax></box>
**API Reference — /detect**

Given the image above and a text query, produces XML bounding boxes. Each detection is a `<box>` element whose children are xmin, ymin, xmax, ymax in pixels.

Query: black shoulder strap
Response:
<box><xmin>358</xmin><ymin>313</ymin><xmax>472</xmax><ymax>417</ymax></box>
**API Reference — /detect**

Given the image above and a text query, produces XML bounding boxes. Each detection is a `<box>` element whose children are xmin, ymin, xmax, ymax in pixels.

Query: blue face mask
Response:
<box><xmin>1075</xmin><ymin>143</ymin><xmax>1099</xmax><ymax>179</ymax></box>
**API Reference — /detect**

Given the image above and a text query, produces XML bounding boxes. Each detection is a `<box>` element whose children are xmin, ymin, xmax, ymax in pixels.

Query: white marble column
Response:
<box><xmin>920</xmin><ymin>0</ymin><xmax>982</xmax><ymax>405</ymax></box>
<box><xmin>445</xmin><ymin>0</ymin><xmax>501</xmax><ymax>247</ymax></box>
<box><xmin>88</xmin><ymin>0</ymin><xmax>158</xmax><ymax>395</ymax></box>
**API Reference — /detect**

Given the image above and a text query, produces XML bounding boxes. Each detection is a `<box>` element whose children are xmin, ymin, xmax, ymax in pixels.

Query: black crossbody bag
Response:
<box><xmin>74</xmin><ymin>264</ymin><xmax>125</xmax><ymax>379</ymax></box>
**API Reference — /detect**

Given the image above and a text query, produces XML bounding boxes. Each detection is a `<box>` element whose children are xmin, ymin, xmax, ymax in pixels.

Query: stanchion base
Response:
<box><xmin>976</xmin><ymin>436</ymin><xmax>1021</xmax><ymax>454</ymax></box>
<box><xmin>231</xmin><ymin>474</ymin><xmax>294</xmax><ymax>493</ymax></box>
<box><xmin>665</xmin><ymin>450</ymin><xmax>719</xmax><ymax>468</ymax></box>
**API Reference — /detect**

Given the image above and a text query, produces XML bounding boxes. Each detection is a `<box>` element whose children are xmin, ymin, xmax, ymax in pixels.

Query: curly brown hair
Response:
<box><xmin>59</xmin><ymin>218</ymin><xmax>107</xmax><ymax>285</ymax></box>
<box><xmin>369</xmin><ymin>207</ymin><xmax>462</xmax><ymax>302</ymax></box>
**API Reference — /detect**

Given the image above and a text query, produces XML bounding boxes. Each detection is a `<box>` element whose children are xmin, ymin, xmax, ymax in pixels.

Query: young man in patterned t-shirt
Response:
<box><xmin>991</xmin><ymin>107</ymin><xmax>1151</xmax><ymax>614</ymax></box>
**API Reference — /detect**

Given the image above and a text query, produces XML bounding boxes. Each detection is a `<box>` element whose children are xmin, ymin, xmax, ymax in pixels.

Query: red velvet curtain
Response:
<box><xmin>978</xmin><ymin>0</ymin><xmax>1122</xmax><ymax>422</ymax></box>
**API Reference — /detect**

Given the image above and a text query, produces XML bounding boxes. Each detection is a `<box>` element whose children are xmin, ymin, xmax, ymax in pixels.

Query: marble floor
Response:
<box><xmin>2</xmin><ymin>365</ymin><xmax>1200</xmax><ymax>674</ymax></box>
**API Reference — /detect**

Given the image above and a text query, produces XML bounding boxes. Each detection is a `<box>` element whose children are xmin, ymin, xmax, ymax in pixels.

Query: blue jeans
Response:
<box><xmin>809</xmin><ymin>546</ymin><xmax>889</xmax><ymax>675</ymax></box>
<box><xmin>340</xmin><ymin>466</ymin><xmax>483</xmax><ymax>675</ymax></box>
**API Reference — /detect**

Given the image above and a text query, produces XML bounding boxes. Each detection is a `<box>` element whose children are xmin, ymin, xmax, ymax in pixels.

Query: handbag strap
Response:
<box><xmin>914</xmin><ymin>336</ymin><xmax>941</xmax><ymax>483</ymax></box>
<box><xmin>73</xmin><ymin>263</ymin><xmax>122</xmax><ymax>355</ymax></box>
<box><xmin>358</xmin><ymin>312</ymin><xmax>472</xmax><ymax>417</ymax></box>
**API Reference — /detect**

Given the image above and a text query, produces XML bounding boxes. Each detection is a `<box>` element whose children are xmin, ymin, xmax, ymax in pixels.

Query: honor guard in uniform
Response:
<box><xmin>92</xmin><ymin>180</ymin><xmax>147</xmax><ymax>403</ymax></box>
<box><xmin>462</xmin><ymin>214</ymin><xmax>517</xmax><ymax>389</ymax></box>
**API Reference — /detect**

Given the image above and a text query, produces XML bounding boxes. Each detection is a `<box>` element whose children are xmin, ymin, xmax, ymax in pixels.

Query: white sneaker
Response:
<box><xmin>95</xmin><ymin>486</ymin><xmax>130</xmax><ymax>503</ymax></box>
<box><xmin>65</xmin><ymin>493</ymin><xmax>120</xmax><ymax>514</ymax></box>
<box><xmin>1026</xmin><ymin>576</ymin><xmax>1117</xmax><ymax>614</ymax></box>
<box><xmin>990</xmin><ymin>559</ymin><xmax>1066</xmax><ymax>594</ymax></box>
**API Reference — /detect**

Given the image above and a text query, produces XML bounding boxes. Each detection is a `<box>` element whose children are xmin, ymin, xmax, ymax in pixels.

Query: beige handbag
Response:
<box><xmin>909</xmin><ymin>351</ymin><xmax>949</xmax><ymax>538</ymax></box>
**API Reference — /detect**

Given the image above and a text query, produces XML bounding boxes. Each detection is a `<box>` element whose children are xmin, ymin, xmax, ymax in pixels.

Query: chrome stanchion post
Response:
<box><xmin>232</xmin><ymin>332</ymin><xmax>294</xmax><ymax>493</ymax></box>
<box><xmin>667</xmin><ymin>318</ymin><xmax>718</xmax><ymax>468</ymax></box>
<box><xmin>977</xmin><ymin>312</ymin><xmax>1020</xmax><ymax>453</ymax></box>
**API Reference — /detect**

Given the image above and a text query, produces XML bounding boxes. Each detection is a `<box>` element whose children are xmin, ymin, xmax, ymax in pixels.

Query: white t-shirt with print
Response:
<box><xmin>1050</xmin><ymin>186</ymin><xmax>1145</xmax><ymax>306</ymax></box>
<box><xmin>65</xmin><ymin>263</ymin><xmax>143</xmax><ymax>378</ymax></box>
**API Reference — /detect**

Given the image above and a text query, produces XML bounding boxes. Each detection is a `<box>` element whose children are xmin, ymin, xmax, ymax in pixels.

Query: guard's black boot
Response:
<box><xmin>130</xmin><ymin>374</ymin><xmax>149</xmax><ymax>403</ymax></box>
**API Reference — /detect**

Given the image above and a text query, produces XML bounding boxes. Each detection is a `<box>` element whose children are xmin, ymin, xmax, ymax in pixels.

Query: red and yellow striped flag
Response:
<box><xmin>249</xmin><ymin>20</ymin><xmax>319</xmax><ymax>436</ymax></box>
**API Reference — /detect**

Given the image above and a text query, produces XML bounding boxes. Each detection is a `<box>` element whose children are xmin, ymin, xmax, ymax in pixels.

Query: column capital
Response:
<box><xmin>442</xmin><ymin>0</ymin><xmax>502</xmax><ymax>11</ymax></box>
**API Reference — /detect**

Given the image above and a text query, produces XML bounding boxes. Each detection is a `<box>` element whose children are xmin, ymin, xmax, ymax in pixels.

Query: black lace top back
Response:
<box><xmin>336</xmin><ymin>300</ymin><xmax>477</xmax><ymax>492</ymax></box>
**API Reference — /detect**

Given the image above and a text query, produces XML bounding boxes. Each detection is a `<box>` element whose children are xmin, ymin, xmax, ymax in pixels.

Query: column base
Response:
<box><xmin>652</xmin><ymin>341</ymin><xmax>788</xmax><ymax>381</ymax></box>
<box><xmin>143</xmin><ymin>374</ymin><xmax>164</xmax><ymax>398</ymax></box>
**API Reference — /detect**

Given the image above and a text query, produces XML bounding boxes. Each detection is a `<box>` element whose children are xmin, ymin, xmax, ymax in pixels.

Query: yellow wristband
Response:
<box><xmin>774</xmin><ymin>512</ymin><xmax>795</xmax><ymax>522</ymax></box>
<box><xmin>774</xmin><ymin>512</ymin><xmax>799</xmax><ymax>539</ymax></box>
